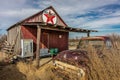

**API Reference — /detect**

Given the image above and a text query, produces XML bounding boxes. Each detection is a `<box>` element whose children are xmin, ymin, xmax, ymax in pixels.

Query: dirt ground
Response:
<box><xmin>0</xmin><ymin>63</ymin><xmax>26</xmax><ymax>80</ymax></box>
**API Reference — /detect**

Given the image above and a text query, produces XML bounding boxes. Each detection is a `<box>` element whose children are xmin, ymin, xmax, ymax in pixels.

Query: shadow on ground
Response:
<box><xmin>0</xmin><ymin>62</ymin><xmax>26</xmax><ymax>80</ymax></box>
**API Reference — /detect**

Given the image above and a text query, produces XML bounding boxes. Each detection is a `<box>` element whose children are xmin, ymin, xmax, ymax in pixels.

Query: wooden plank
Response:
<box><xmin>36</xmin><ymin>25</ymin><xmax>41</xmax><ymax>68</ymax></box>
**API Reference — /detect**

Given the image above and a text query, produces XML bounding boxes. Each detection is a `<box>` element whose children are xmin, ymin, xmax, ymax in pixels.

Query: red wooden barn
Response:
<box><xmin>7</xmin><ymin>6</ymin><xmax>97</xmax><ymax>57</ymax></box>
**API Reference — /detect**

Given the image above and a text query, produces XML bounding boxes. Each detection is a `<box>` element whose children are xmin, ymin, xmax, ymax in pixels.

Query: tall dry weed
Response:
<box><xmin>17</xmin><ymin>61</ymin><xmax>63</xmax><ymax>80</ymax></box>
<box><xmin>86</xmin><ymin>34</ymin><xmax>120</xmax><ymax>80</ymax></box>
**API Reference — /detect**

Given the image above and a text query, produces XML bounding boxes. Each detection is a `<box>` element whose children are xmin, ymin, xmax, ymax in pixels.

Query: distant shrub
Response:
<box><xmin>108</xmin><ymin>33</ymin><xmax>120</xmax><ymax>49</ymax></box>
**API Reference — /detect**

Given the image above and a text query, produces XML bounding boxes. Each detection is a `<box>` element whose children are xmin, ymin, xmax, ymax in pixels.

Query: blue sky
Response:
<box><xmin>0</xmin><ymin>0</ymin><xmax>120</xmax><ymax>38</ymax></box>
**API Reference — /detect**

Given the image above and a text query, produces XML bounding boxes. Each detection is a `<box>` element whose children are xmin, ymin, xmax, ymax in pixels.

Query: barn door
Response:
<box><xmin>41</xmin><ymin>32</ymin><xmax>49</xmax><ymax>48</ymax></box>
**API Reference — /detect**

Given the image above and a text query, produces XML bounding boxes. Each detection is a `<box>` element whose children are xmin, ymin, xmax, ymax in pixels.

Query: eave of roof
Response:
<box><xmin>22</xmin><ymin>22</ymin><xmax>98</xmax><ymax>33</ymax></box>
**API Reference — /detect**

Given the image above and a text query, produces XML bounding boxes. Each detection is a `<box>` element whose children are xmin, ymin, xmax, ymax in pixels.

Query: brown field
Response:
<box><xmin>0</xmin><ymin>34</ymin><xmax>120</xmax><ymax>80</ymax></box>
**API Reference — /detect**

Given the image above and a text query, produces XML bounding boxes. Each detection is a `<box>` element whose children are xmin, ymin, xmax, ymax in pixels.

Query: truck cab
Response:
<box><xmin>77</xmin><ymin>36</ymin><xmax>112</xmax><ymax>50</ymax></box>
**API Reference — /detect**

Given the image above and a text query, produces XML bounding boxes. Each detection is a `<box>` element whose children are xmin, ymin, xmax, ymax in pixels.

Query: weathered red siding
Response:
<box><xmin>21</xmin><ymin>26</ymin><xmax>68</xmax><ymax>52</ymax></box>
<box><xmin>41</xmin><ymin>30</ymin><xmax>68</xmax><ymax>51</ymax></box>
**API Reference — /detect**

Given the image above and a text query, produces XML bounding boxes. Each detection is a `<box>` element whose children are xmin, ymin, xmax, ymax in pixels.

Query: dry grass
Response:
<box><xmin>0</xmin><ymin>59</ymin><xmax>63</xmax><ymax>80</ymax></box>
<box><xmin>0</xmin><ymin>34</ymin><xmax>120</xmax><ymax>80</ymax></box>
<box><xmin>85</xmin><ymin>34</ymin><xmax>120</xmax><ymax>80</ymax></box>
<box><xmin>16</xmin><ymin>60</ymin><xmax>63</xmax><ymax>80</ymax></box>
<box><xmin>69</xmin><ymin>39</ymin><xmax>79</xmax><ymax>50</ymax></box>
<box><xmin>0</xmin><ymin>63</ymin><xmax>26</xmax><ymax>80</ymax></box>
<box><xmin>86</xmin><ymin>47</ymin><xmax>120</xmax><ymax>80</ymax></box>
<box><xmin>0</xmin><ymin>52</ymin><xmax>9</xmax><ymax>62</ymax></box>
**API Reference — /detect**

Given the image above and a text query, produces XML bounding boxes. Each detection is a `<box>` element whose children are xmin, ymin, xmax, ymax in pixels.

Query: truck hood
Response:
<box><xmin>54</xmin><ymin>50</ymin><xmax>89</xmax><ymax>67</ymax></box>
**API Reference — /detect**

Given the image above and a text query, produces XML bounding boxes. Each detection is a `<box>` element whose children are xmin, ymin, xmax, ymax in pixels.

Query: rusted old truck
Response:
<box><xmin>53</xmin><ymin>36</ymin><xmax>112</xmax><ymax>80</ymax></box>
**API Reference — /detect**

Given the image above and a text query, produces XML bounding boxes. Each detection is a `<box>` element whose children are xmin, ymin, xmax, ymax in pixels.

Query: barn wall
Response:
<box><xmin>21</xmin><ymin>26</ymin><xmax>68</xmax><ymax>52</ymax></box>
<box><xmin>41</xmin><ymin>29</ymin><xmax>68</xmax><ymax>51</ymax></box>
<box><xmin>14</xmin><ymin>26</ymin><xmax>21</xmax><ymax>54</ymax></box>
<box><xmin>7</xmin><ymin>26</ymin><xmax>18</xmax><ymax>44</ymax></box>
<box><xmin>7</xmin><ymin>25</ymin><xmax>21</xmax><ymax>54</ymax></box>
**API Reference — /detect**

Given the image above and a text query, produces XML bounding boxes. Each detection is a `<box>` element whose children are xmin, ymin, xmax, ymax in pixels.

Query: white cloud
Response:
<box><xmin>0</xmin><ymin>9</ymin><xmax>39</xmax><ymax>18</ymax></box>
<box><xmin>0</xmin><ymin>0</ymin><xmax>30</xmax><ymax>11</ymax></box>
<box><xmin>0</xmin><ymin>0</ymin><xmax>120</xmax><ymax>37</ymax></box>
<box><xmin>83</xmin><ymin>16</ymin><xmax>120</xmax><ymax>29</ymax></box>
<box><xmin>36</xmin><ymin>0</ymin><xmax>119</xmax><ymax>16</ymax></box>
<box><xmin>109</xmin><ymin>11</ymin><xmax>120</xmax><ymax>17</ymax></box>
<box><xmin>0</xmin><ymin>0</ymin><xmax>41</xmax><ymax>29</ymax></box>
<box><xmin>35</xmin><ymin>0</ymin><xmax>120</xmax><ymax>30</ymax></box>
